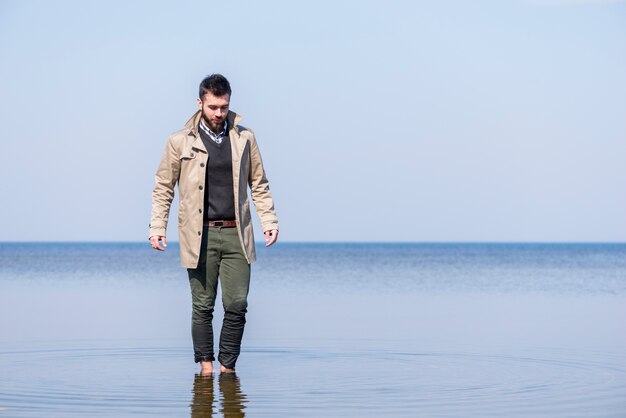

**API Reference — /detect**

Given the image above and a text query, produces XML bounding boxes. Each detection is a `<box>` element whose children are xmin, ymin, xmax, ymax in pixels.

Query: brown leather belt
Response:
<box><xmin>204</xmin><ymin>220</ymin><xmax>237</xmax><ymax>227</ymax></box>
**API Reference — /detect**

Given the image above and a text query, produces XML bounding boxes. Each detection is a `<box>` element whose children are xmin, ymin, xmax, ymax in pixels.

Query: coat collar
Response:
<box><xmin>184</xmin><ymin>110</ymin><xmax>243</xmax><ymax>137</ymax></box>
<box><xmin>185</xmin><ymin>110</ymin><xmax>244</xmax><ymax>154</ymax></box>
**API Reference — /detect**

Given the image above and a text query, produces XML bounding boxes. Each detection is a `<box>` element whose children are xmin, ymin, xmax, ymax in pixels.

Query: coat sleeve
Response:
<box><xmin>247</xmin><ymin>130</ymin><xmax>279</xmax><ymax>232</ymax></box>
<box><xmin>149</xmin><ymin>136</ymin><xmax>181</xmax><ymax>238</ymax></box>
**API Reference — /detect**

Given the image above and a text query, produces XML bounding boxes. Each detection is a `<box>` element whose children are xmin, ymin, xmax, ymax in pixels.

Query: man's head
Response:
<box><xmin>197</xmin><ymin>74</ymin><xmax>231</xmax><ymax>132</ymax></box>
<box><xmin>199</xmin><ymin>73</ymin><xmax>231</xmax><ymax>99</ymax></box>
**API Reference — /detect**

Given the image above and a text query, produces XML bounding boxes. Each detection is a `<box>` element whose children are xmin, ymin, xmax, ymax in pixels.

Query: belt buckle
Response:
<box><xmin>214</xmin><ymin>221</ymin><xmax>224</xmax><ymax>227</ymax></box>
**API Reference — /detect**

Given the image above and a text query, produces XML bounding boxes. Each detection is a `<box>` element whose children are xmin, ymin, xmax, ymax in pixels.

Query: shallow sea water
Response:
<box><xmin>1</xmin><ymin>243</ymin><xmax>625</xmax><ymax>417</ymax></box>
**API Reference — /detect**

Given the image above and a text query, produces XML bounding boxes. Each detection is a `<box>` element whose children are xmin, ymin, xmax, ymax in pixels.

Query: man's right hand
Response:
<box><xmin>150</xmin><ymin>235</ymin><xmax>167</xmax><ymax>251</ymax></box>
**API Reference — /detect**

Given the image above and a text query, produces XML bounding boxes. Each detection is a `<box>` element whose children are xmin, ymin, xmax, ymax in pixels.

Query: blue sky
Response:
<box><xmin>0</xmin><ymin>0</ymin><xmax>624</xmax><ymax>242</ymax></box>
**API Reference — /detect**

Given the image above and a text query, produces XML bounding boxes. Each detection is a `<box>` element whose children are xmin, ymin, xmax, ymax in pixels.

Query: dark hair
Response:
<box><xmin>199</xmin><ymin>74</ymin><xmax>232</xmax><ymax>99</ymax></box>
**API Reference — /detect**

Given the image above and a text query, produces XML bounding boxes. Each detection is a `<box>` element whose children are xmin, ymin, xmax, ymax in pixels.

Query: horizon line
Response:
<box><xmin>1</xmin><ymin>240</ymin><xmax>625</xmax><ymax>245</ymax></box>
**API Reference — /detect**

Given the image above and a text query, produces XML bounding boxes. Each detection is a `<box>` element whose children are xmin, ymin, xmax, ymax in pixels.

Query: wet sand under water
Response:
<box><xmin>1</xmin><ymin>288</ymin><xmax>625</xmax><ymax>418</ymax></box>
<box><xmin>1</xmin><ymin>243</ymin><xmax>625</xmax><ymax>417</ymax></box>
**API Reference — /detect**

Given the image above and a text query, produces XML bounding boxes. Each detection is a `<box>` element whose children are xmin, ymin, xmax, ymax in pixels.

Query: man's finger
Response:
<box><xmin>150</xmin><ymin>236</ymin><xmax>166</xmax><ymax>251</ymax></box>
<box><xmin>265</xmin><ymin>230</ymin><xmax>278</xmax><ymax>247</ymax></box>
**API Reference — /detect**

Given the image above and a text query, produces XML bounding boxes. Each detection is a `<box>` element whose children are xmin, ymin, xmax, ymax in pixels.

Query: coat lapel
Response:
<box><xmin>228</xmin><ymin>111</ymin><xmax>246</xmax><ymax>161</ymax></box>
<box><xmin>185</xmin><ymin>110</ymin><xmax>208</xmax><ymax>154</ymax></box>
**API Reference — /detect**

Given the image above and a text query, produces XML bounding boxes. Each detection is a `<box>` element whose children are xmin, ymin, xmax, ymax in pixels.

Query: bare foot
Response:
<box><xmin>220</xmin><ymin>364</ymin><xmax>236</xmax><ymax>373</ymax></box>
<box><xmin>200</xmin><ymin>360</ymin><xmax>213</xmax><ymax>376</ymax></box>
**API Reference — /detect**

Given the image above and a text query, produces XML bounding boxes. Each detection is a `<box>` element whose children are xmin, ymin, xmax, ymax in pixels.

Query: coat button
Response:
<box><xmin>198</xmin><ymin>209</ymin><xmax>202</xmax><ymax>213</ymax></box>
<box><xmin>190</xmin><ymin>152</ymin><xmax>195</xmax><ymax>157</ymax></box>
<box><xmin>200</xmin><ymin>163</ymin><xmax>205</xmax><ymax>167</ymax></box>
<box><xmin>199</xmin><ymin>185</ymin><xmax>203</xmax><ymax>190</ymax></box>
<box><xmin>198</xmin><ymin>231</ymin><xmax>201</xmax><ymax>236</ymax></box>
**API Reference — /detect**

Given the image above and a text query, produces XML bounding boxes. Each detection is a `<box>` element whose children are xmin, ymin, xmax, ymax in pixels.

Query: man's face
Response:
<box><xmin>197</xmin><ymin>92</ymin><xmax>230</xmax><ymax>132</ymax></box>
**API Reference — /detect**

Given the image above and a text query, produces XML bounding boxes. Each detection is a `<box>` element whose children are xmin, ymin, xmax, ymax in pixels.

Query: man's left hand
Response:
<box><xmin>264</xmin><ymin>229</ymin><xmax>279</xmax><ymax>247</ymax></box>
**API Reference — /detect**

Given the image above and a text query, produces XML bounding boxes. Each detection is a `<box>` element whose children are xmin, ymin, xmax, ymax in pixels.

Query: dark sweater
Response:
<box><xmin>198</xmin><ymin>127</ymin><xmax>236</xmax><ymax>221</ymax></box>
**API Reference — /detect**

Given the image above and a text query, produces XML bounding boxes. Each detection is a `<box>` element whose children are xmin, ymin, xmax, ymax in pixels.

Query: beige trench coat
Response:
<box><xmin>149</xmin><ymin>110</ymin><xmax>278</xmax><ymax>268</ymax></box>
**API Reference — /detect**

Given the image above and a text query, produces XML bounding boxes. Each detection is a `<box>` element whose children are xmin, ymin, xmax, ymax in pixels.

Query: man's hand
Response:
<box><xmin>150</xmin><ymin>235</ymin><xmax>167</xmax><ymax>251</ymax></box>
<box><xmin>264</xmin><ymin>229</ymin><xmax>279</xmax><ymax>247</ymax></box>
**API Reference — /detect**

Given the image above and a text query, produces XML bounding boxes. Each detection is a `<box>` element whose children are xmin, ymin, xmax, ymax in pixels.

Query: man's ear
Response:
<box><xmin>197</xmin><ymin>97</ymin><xmax>202</xmax><ymax>109</ymax></box>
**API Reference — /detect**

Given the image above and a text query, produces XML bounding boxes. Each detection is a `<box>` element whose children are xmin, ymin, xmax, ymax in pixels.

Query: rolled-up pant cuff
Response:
<box><xmin>194</xmin><ymin>354</ymin><xmax>215</xmax><ymax>363</ymax></box>
<box><xmin>219</xmin><ymin>359</ymin><xmax>236</xmax><ymax>370</ymax></box>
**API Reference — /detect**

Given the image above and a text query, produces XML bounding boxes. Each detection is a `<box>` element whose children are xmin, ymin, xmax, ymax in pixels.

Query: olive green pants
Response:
<box><xmin>187</xmin><ymin>226</ymin><xmax>250</xmax><ymax>369</ymax></box>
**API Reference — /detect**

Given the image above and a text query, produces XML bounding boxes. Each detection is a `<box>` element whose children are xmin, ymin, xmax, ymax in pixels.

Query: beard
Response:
<box><xmin>202</xmin><ymin>114</ymin><xmax>225</xmax><ymax>132</ymax></box>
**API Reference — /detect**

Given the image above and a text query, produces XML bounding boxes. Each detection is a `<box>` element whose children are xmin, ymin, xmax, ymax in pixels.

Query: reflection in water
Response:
<box><xmin>219</xmin><ymin>374</ymin><xmax>247</xmax><ymax>417</ymax></box>
<box><xmin>191</xmin><ymin>373</ymin><xmax>247</xmax><ymax>418</ymax></box>
<box><xmin>191</xmin><ymin>374</ymin><xmax>215</xmax><ymax>417</ymax></box>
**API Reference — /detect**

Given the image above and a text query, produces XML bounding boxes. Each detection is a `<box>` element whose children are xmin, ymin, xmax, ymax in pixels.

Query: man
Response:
<box><xmin>149</xmin><ymin>74</ymin><xmax>279</xmax><ymax>375</ymax></box>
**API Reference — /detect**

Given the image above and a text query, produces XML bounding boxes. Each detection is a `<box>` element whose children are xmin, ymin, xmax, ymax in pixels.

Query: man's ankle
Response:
<box><xmin>200</xmin><ymin>360</ymin><xmax>214</xmax><ymax>375</ymax></box>
<box><xmin>220</xmin><ymin>364</ymin><xmax>236</xmax><ymax>373</ymax></box>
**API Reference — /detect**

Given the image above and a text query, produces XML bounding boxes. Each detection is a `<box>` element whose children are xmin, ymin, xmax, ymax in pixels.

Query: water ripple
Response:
<box><xmin>1</xmin><ymin>342</ymin><xmax>623</xmax><ymax>417</ymax></box>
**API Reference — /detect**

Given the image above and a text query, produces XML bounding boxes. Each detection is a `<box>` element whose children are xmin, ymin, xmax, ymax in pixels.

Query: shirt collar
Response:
<box><xmin>199</xmin><ymin>119</ymin><xmax>227</xmax><ymax>144</ymax></box>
